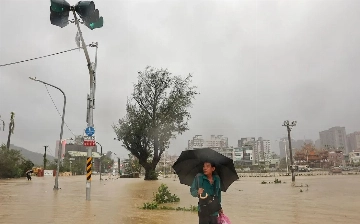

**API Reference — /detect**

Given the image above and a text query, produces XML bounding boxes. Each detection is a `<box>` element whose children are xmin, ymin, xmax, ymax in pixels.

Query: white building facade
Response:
<box><xmin>188</xmin><ymin>135</ymin><xmax>228</xmax><ymax>150</ymax></box>
<box><xmin>349</xmin><ymin>151</ymin><xmax>360</xmax><ymax>164</ymax></box>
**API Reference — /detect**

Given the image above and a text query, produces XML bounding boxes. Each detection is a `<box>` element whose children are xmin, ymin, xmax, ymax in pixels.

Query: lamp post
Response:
<box><xmin>29</xmin><ymin>77</ymin><xmax>66</xmax><ymax>190</ymax></box>
<box><xmin>96</xmin><ymin>141</ymin><xmax>103</xmax><ymax>180</ymax></box>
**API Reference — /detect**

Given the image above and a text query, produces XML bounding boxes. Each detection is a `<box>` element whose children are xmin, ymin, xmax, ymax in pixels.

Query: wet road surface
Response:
<box><xmin>0</xmin><ymin>175</ymin><xmax>359</xmax><ymax>224</ymax></box>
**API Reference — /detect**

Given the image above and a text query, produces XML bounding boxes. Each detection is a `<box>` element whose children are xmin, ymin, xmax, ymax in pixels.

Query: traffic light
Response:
<box><xmin>50</xmin><ymin>0</ymin><xmax>71</xmax><ymax>28</ymax></box>
<box><xmin>75</xmin><ymin>1</ymin><xmax>104</xmax><ymax>30</ymax></box>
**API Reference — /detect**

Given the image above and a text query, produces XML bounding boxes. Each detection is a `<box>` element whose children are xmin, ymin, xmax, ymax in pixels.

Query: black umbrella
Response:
<box><xmin>172</xmin><ymin>148</ymin><xmax>239</xmax><ymax>192</ymax></box>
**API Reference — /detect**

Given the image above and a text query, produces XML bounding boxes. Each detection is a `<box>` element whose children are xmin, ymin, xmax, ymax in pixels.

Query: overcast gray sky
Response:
<box><xmin>1</xmin><ymin>0</ymin><xmax>360</xmax><ymax>158</ymax></box>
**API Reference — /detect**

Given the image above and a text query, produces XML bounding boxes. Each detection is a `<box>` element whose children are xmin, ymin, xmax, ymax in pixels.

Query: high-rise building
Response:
<box><xmin>346</xmin><ymin>131</ymin><xmax>360</xmax><ymax>153</ymax></box>
<box><xmin>319</xmin><ymin>126</ymin><xmax>347</xmax><ymax>153</ymax></box>
<box><xmin>253</xmin><ymin>137</ymin><xmax>271</xmax><ymax>165</ymax></box>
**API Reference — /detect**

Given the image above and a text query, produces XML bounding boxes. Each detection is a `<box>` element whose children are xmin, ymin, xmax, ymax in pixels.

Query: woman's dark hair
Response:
<box><xmin>203</xmin><ymin>160</ymin><xmax>216</xmax><ymax>168</ymax></box>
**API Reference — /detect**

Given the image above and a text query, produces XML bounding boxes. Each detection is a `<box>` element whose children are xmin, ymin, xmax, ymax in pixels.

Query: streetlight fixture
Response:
<box><xmin>29</xmin><ymin>77</ymin><xmax>66</xmax><ymax>190</ymax></box>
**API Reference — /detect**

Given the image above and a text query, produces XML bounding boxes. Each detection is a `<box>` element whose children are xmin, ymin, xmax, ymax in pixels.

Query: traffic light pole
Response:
<box><xmin>73</xmin><ymin>11</ymin><xmax>95</xmax><ymax>201</ymax></box>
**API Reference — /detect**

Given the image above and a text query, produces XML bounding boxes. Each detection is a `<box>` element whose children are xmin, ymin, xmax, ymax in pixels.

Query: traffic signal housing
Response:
<box><xmin>75</xmin><ymin>1</ymin><xmax>104</xmax><ymax>30</ymax></box>
<box><xmin>50</xmin><ymin>0</ymin><xmax>71</xmax><ymax>28</ymax></box>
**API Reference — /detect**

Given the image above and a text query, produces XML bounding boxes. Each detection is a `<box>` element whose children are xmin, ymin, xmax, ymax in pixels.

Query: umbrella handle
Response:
<box><xmin>199</xmin><ymin>193</ymin><xmax>208</xmax><ymax>199</ymax></box>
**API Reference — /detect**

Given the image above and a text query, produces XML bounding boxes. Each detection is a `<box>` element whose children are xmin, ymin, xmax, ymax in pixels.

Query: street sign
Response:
<box><xmin>83</xmin><ymin>135</ymin><xmax>96</xmax><ymax>146</ymax></box>
<box><xmin>85</xmin><ymin>126</ymin><xmax>95</xmax><ymax>136</ymax></box>
<box><xmin>84</xmin><ymin>136</ymin><xmax>95</xmax><ymax>141</ymax></box>
<box><xmin>69</xmin><ymin>158</ymin><xmax>75</xmax><ymax>161</ymax></box>
<box><xmin>84</xmin><ymin>140</ymin><xmax>96</xmax><ymax>146</ymax></box>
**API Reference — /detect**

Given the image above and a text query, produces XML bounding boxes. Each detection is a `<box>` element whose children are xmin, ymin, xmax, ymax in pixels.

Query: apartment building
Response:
<box><xmin>347</xmin><ymin>131</ymin><xmax>360</xmax><ymax>152</ymax></box>
<box><xmin>319</xmin><ymin>126</ymin><xmax>347</xmax><ymax>153</ymax></box>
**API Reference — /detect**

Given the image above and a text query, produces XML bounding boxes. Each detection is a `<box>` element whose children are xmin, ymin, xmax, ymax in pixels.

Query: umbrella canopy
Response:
<box><xmin>172</xmin><ymin>148</ymin><xmax>238</xmax><ymax>192</ymax></box>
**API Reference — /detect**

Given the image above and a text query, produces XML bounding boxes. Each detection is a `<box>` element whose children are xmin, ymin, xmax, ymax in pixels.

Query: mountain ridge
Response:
<box><xmin>9</xmin><ymin>144</ymin><xmax>55</xmax><ymax>166</ymax></box>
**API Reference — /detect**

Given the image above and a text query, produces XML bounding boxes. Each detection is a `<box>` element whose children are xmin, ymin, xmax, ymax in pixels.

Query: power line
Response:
<box><xmin>44</xmin><ymin>84</ymin><xmax>76</xmax><ymax>136</ymax></box>
<box><xmin>0</xmin><ymin>45</ymin><xmax>90</xmax><ymax>67</ymax></box>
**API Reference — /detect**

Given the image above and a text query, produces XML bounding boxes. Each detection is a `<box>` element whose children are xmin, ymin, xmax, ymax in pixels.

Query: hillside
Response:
<box><xmin>9</xmin><ymin>144</ymin><xmax>55</xmax><ymax>166</ymax></box>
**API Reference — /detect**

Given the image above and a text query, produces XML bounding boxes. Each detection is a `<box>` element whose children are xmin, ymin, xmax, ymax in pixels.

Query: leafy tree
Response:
<box><xmin>0</xmin><ymin>144</ymin><xmax>34</xmax><ymax>178</ymax></box>
<box><xmin>113</xmin><ymin>66</ymin><xmax>198</xmax><ymax>180</ymax></box>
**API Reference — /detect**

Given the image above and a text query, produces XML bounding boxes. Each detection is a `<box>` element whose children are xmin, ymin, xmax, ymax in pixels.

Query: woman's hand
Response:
<box><xmin>219</xmin><ymin>209</ymin><xmax>224</xmax><ymax>214</ymax></box>
<box><xmin>198</xmin><ymin>188</ymin><xmax>204</xmax><ymax>195</ymax></box>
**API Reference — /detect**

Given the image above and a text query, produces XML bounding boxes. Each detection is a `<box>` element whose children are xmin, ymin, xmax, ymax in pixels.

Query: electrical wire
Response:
<box><xmin>44</xmin><ymin>84</ymin><xmax>76</xmax><ymax>137</ymax></box>
<box><xmin>0</xmin><ymin>45</ymin><xmax>90</xmax><ymax>67</ymax></box>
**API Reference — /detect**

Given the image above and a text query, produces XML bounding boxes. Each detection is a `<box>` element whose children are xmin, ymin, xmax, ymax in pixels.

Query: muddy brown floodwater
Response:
<box><xmin>0</xmin><ymin>175</ymin><xmax>359</xmax><ymax>224</ymax></box>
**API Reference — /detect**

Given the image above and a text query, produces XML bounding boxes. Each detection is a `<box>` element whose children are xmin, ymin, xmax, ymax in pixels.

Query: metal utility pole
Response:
<box><xmin>43</xmin><ymin>146</ymin><xmax>48</xmax><ymax>170</ymax></box>
<box><xmin>96</xmin><ymin>141</ymin><xmax>103</xmax><ymax>181</ymax></box>
<box><xmin>284</xmin><ymin>141</ymin><xmax>289</xmax><ymax>174</ymax></box>
<box><xmin>282</xmin><ymin>120</ymin><xmax>297</xmax><ymax>182</ymax></box>
<box><xmin>118</xmin><ymin>157</ymin><xmax>121</xmax><ymax>175</ymax></box>
<box><xmin>49</xmin><ymin>1</ymin><xmax>102</xmax><ymax>198</ymax></box>
<box><xmin>73</xmin><ymin>11</ymin><xmax>96</xmax><ymax>201</ymax></box>
<box><xmin>29</xmin><ymin>77</ymin><xmax>66</xmax><ymax>190</ymax></box>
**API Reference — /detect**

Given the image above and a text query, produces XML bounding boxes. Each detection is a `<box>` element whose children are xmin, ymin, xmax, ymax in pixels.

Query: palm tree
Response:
<box><xmin>6</xmin><ymin>112</ymin><xmax>15</xmax><ymax>150</ymax></box>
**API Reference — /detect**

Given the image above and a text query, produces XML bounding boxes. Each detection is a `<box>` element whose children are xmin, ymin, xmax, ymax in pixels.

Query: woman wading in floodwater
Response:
<box><xmin>173</xmin><ymin>148</ymin><xmax>238</xmax><ymax>223</ymax></box>
<box><xmin>190</xmin><ymin>161</ymin><xmax>223</xmax><ymax>224</ymax></box>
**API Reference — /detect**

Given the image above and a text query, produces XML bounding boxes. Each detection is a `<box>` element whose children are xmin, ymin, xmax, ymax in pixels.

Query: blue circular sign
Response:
<box><xmin>85</xmin><ymin>127</ymin><xmax>95</xmax><ymax>136</ymax></box>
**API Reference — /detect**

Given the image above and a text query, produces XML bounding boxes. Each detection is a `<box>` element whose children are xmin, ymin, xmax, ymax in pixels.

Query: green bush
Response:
<box><xmin>148</xmin><ymin>170</ymin><xmax>159</xmax><ymax>180</ymax></box>
<box><xmin>141</xmin><ymin>184</ymin><xmax>196</xmax><ymax>212</ymax></box>
<box><xmin>153</xmin><ymin>184</ymin><xmax>180</xmax><ymax>204</ymax></box>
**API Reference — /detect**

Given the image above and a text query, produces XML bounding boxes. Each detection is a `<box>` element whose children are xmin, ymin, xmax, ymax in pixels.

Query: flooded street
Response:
<box><xmin>0</xmin><ymin>175</ymin><xmax>359</xmax><ymax>224</ymax></box>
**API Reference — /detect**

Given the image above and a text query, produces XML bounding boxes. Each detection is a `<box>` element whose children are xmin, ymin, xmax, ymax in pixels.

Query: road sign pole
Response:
<box><xmin>73</xmin><ymin>11</ymin><xmax>95</xmax><ymax>201</ymax></box>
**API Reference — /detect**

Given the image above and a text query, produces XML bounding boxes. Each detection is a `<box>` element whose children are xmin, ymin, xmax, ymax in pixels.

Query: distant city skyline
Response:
<box><xmin>1</xmin><ymin>0</ymin><xmax>360</xmax><ymax>159</ymax></box>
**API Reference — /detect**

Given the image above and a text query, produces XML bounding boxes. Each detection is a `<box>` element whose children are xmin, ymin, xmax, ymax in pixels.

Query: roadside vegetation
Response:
<box><xmin>0</xmin><ymin>144</ymin><xmax>34</xmax><ymax>178</ymax></box>
<box><xmin>141</xmin><ymin>183</ymin><xmax>197</xmax><ymax>212</ymax></box>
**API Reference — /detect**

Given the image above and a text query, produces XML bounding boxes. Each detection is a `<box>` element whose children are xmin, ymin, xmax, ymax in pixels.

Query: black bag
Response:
<box><xmin>197</xmin><ymin>175</ymin><xmax>222</xmax><ymax>215</ymax></box>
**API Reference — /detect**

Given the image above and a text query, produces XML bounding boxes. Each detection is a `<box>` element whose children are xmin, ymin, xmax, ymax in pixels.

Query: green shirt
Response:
<box><xmin>190</xmin><ymin>173</ymin><xmax>222</xmax><ymax>216</ymax></box>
